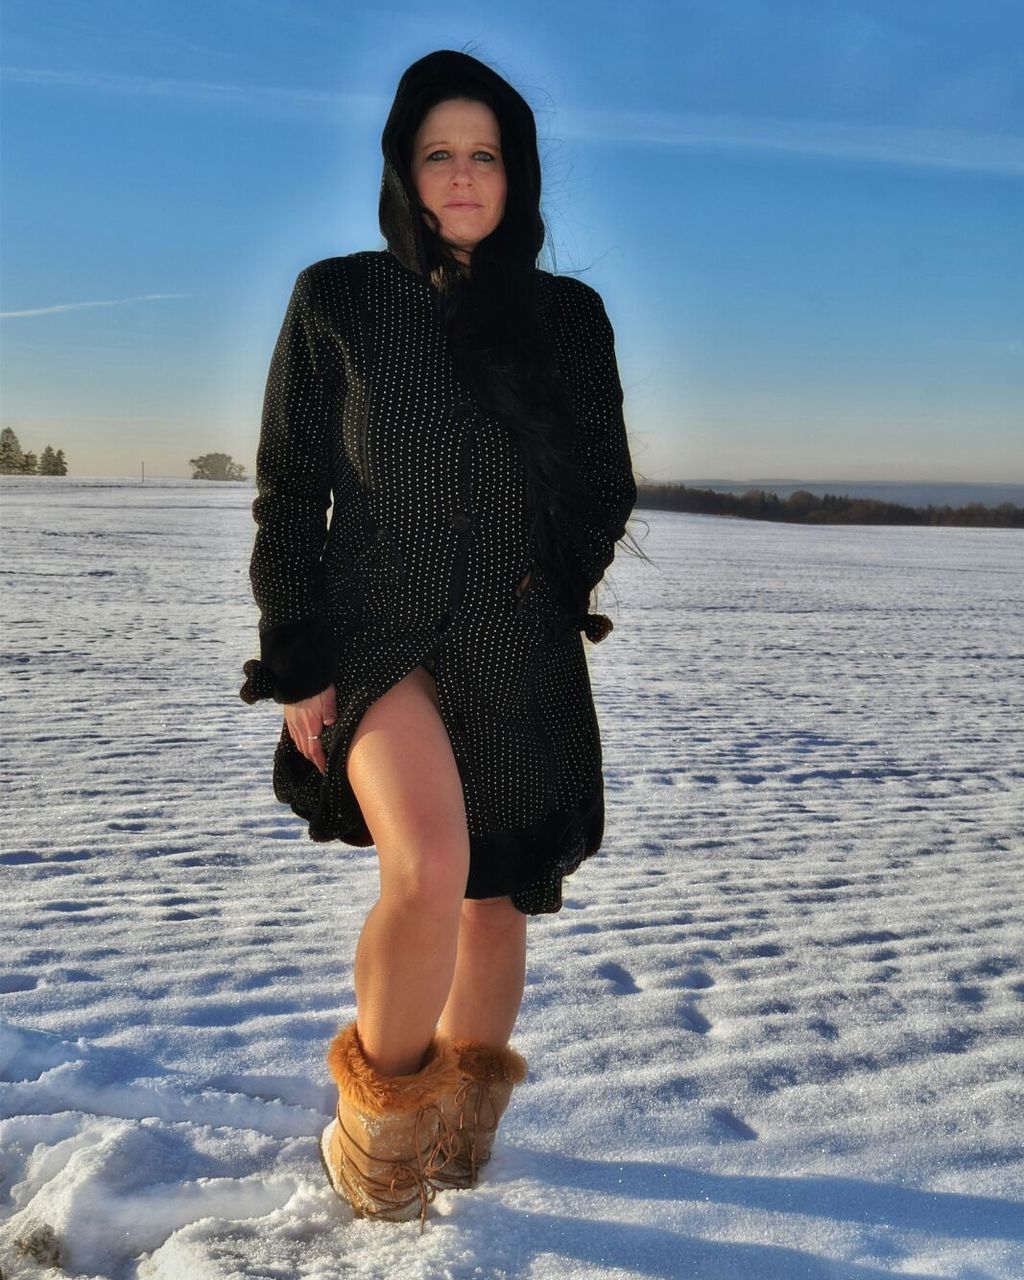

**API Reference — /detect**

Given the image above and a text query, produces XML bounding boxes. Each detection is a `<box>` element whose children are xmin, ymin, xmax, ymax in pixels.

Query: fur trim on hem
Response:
<box><xmin>446</xmin><ymin>1038</ymin><xmax>528</xmax><ymax>1086</ymax></box>
<box><xmin>325</xmin><ymin>1021</ymin><xmax>458</xmax><ymax>1115</ymax></box>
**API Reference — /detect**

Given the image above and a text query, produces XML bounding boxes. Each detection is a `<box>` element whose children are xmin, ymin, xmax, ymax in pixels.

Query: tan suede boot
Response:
<box><xmin>319</xmin><ymin>1021</ymin><xmax>461</xmax><ymax>1230</ymax></box>
<box><xmin>432</xmin><ymin>1038</ymin><xmax>528</xmax><ymax>1190</ymax></box>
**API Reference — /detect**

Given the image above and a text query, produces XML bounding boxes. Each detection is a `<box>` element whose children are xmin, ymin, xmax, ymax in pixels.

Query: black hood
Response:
<box><xmin>379</xmin><ymin>49</ymin><xmax>545</xmax><ymax>278</ymax></box>
<box><xmin>376</xmin><ymin>51</ymin><xmax>615</xmax><ymax>631</ymax></box>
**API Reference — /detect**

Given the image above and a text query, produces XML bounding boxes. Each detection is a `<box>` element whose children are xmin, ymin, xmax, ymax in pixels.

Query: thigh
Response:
<box><xmin>345</xmin><ymin>664</ymin><xmax>469</xmax><ymax>885</ymax></box>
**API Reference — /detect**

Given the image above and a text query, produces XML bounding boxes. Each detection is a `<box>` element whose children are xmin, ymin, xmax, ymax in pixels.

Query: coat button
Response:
<box><xmin>450</xmin><ymin>510</ymin><xmax>472</xmax><ymax>533</ymax></box>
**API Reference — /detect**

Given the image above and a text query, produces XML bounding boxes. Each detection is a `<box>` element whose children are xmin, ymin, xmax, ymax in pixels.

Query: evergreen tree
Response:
<box><xmin>39</xmin><ymin>445</ymin><xmax>57</xmax><ymax>475</ymax></box>
<box><xmin>20</xmin><ymin>450</ymin><xmax>38</xmax><ymax>474</ymax></box>
<box><xmin>0</xmin><ymin>426</ymin><xmax>24</xmax><ymax>475</ymax></box>
<box><xmin>54</xmin><ymin>448</ymin><xmax>68</xmax><ymax>476</ymax></box>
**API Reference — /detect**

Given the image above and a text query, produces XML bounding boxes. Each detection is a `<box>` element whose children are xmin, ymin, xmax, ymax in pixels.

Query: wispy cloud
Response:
<box><xmin>0</xmin><ymin>64</ymin><xmax>378</xmax><ymax>111</ymax></box>
<box><xmin>558</xmin><ymin>107</ymin><xmax>1024</xmax><ymax>178</ymax></box>
<box><xmin>1</xmin><ymin>293</ymin><xmax>188</xmax><ymax>319</ymax></box>
<box><xmin>4</xmin><ymin>64</ymin><xmax>1021</xmax><ymax>177</ymax></box>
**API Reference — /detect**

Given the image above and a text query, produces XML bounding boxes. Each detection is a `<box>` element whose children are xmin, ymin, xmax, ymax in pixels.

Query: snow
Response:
<box><xmin>1</xmin><ymin>475</ymin><xmax>1021</xmax><ymax>1280</ymax></box>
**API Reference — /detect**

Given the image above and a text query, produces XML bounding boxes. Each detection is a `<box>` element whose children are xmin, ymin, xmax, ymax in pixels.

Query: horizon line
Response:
<box><xmin>4</xmin><ymin>473</ymin><xmax>1023</xmax><ymax>488</ymax></box>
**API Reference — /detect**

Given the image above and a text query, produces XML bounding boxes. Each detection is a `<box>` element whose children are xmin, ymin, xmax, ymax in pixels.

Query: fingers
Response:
<box><xmin>284</xmin><ymin>709</ymin><xmax>325</xmax><ymax>774</ymax></box>
<box><xmin>307</xmin><ymin>721</ymin><xmax>327</xmax><ymax>775</ymax></box>
<box><xmin>283</xmin><ymin>683</ymin><xmax>336</xmax><ymax>775</ymax></box>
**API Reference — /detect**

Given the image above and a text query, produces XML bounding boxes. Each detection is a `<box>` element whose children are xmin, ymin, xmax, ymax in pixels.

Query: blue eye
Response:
<box><xmin>425</xmin><ymin>150</ymin><xmax>496</xmax><ymax>162</ymax></box>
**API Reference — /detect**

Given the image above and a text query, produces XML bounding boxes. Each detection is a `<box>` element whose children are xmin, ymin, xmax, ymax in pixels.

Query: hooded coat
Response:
<box><xmin>239</xmin><ymin>51</ymin><xmax>638</xmax><ymax>914</ymax></box>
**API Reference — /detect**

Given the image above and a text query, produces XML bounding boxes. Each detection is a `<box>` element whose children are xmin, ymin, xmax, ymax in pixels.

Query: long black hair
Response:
<box><xmin>379</xmin><ymin>48</ymin><xmax>642</xmax><ymax>622</ymax></box>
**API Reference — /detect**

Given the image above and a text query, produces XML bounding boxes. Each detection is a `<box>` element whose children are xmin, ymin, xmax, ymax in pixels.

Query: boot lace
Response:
<box><xmin>335</xmin><ymin>1100</ymin><xmax>461</xmax><ymax>1233</ymax></box>
<box><xmin>431</xmin><ymin>1075</ymin><xmax>501</xmax><ymax>1187</ymax></box>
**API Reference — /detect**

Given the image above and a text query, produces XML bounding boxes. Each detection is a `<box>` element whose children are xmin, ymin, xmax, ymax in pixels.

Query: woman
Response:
<box><xmin>240</xmin><ymin>48</ymin><xmax>641</xmax><ymax>1229</ymax></box>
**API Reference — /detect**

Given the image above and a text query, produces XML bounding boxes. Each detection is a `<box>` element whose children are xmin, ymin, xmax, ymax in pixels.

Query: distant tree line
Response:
<box><xmin>634</xmin><ymin>481</ymin><xmax>1024</xmax><ymax>528</ymax></box>
<box><xmin>0</xmin><ymin>427</ymin><xmax>68</xmax><ymax>475</ymax></box>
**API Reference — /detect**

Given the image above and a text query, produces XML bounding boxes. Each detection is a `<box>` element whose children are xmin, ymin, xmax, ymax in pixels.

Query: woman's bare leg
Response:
<box><xmin>436</xmin><ymin>895</ymin><xmax>528</xmax><ymax>1047</ymax></box>
<box><xmin>347</xmin><ymin>665</ymin><xmax>470</xmax><ymax>1078</ymax></box>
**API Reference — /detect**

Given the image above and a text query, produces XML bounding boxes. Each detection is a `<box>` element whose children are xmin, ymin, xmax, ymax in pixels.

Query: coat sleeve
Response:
<box><xmin>240</xmin><ymin>266</ymin><xmax>342</xmax><ymax>705</ymax></box>
<box><xmin>570</xmin><ymin>281</ymin><xmax>639</xmax><ymax>602</ymax></box>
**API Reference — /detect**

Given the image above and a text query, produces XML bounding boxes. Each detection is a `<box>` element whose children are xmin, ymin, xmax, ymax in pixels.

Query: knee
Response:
<box><xmin>378</xmin><ymin>840</ymin><xmax>468</xmax><ymax>921</ymax></box>
<box><xmin>460</xmin><ymin>895</ymin><xmax>527</xmax><ymax>936</ymax></box>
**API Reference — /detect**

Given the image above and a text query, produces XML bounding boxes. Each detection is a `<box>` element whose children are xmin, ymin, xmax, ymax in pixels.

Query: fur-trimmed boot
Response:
<box><xmin>431</xmin><ymin>1038</ymin><xmax>528</xmax><ymax>1190</ymax></box>
<box><xmin>319</xmin><ymin>1021</ymin><xmax>461</xmax><ymax>1230</ymax></box>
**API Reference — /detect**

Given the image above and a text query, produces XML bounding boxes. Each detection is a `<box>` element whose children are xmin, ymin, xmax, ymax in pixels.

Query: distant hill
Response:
<box><xmin>636</xmin><ymin>480</ymin><xmax>1022</xmax><ymax>527</ymax></box>
<box><xmin>680</xmin><ymin>479</ymin><xmax>1024</xmax><ymax>509</ymax></box>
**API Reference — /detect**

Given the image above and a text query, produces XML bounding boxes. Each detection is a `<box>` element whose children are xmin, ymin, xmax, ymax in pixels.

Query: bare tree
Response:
<box><xmin>190</xmin><ymin>452</ymin><xmax>247</xmax><ymax>481</ymax></box>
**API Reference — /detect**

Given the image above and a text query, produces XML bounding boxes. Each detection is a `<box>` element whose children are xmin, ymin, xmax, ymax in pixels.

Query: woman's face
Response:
<box><xmin>410</xmin><ymin>97</ymin><xmax>507</xmax><ymax>268</ymax></box>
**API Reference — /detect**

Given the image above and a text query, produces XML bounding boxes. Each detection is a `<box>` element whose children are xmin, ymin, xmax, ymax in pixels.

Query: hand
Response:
<box><xmin>283</xmin><ymin>683</ymin><xmax>337</xmax><ymax>775</ymax></box>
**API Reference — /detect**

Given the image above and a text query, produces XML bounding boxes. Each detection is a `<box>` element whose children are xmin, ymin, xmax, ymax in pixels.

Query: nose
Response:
<box><xmin>450</xmin><ymin>156</ymin><xmax>474</xmax><ymax>185</ymax></box>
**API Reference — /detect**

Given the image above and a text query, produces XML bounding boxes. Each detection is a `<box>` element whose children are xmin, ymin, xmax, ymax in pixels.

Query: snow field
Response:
<box><xmin>1</xmin><ymin>478</ymin><xmax>1021</xmax><ymax>1279</ymax></box>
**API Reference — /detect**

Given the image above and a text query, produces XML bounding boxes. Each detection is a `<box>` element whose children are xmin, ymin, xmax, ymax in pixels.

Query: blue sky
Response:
<box><xmin>2</xmin><ymin>0</ymin><xmax>1022</xmax><ymax>482</ymax></box>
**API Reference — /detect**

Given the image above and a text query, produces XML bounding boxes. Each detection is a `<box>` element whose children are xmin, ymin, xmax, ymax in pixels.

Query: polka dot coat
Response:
<box><xmin>240</xmin><ymin>249</ymin><xmax>637</xmax><ymax>914</ymax></box>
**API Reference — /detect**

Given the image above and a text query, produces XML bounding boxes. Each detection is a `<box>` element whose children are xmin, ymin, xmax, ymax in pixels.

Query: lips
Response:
<box><xmin>445</xmin><ymin>201</ymin><xmax>481</xmax><ymax>208</ymax></box>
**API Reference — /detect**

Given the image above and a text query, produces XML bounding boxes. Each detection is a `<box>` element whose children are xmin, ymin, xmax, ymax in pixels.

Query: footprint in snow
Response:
<box><xmin>596</xmin><ymin>961</ymin><xmax>641</xmax><ymax>994</ymax></box>
<box><xmin>709</xmin><ymin>1106</ymin><xmax>758</xmax><ymax>1140</ymax></box>
<box><xmin>736</xmin><ymin>941</ymin><xmax>783</xmax><ymax>958</ymax></box>
<box><xmin>676</xmin><ymin>968</ymin><xmax>715</xmax><ymax>990</ymax></box>
<box><xmin>0</xmin><ymin>974</ymin><xmax>38</xmax><ymax>994</ymax></box>
<box><xmin>678</xmin><ymin>1004</ymin><xmax>712</xmax><ymax>1035</ymax></box>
